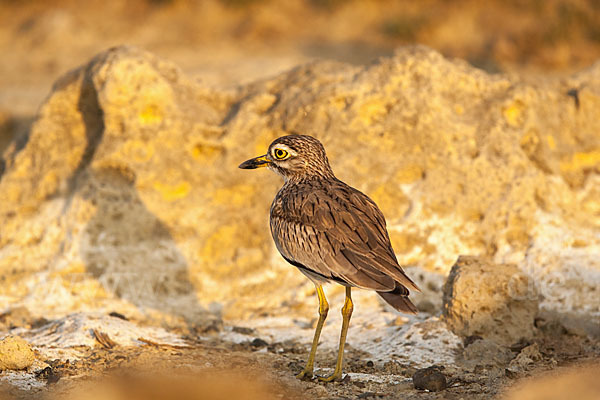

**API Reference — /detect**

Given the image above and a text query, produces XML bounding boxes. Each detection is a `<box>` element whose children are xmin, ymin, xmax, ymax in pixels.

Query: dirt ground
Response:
<box><xmin>0</xmin><ymin>309</ymin><xmax>598</xmax><ymax>400</ymax></box>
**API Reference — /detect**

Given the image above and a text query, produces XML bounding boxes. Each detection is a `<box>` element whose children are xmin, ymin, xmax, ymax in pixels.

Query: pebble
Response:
<box><xmin>250</xmin><ymin>338</ymin><xmax>268</xmax><ymax>348</ymax></box>
<box><xmin>412</xmin><ymin>366</ymin><xmax>447</xmax><ymax>392</ymax></box>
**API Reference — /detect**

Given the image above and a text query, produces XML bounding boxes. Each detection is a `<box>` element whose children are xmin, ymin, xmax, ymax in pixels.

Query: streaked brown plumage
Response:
<box><xmin>239</xmin><ymin>134</ymin><xmax>419</xmax><ymax>381</ymax></box>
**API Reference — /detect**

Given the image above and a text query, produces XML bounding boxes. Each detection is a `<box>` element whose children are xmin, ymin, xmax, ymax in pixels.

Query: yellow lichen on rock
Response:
<box><xmin>546</xmin><ymin>134</ymin><xmax>557</xmax><ymax>150</ymax></box>
<box><xmin>139</xmin><ymin>104</ymin><xmax>163</xmax><ymax>125</ymax></box>
<box><xmin>503</xmin><ymin>100</ymin><xmax>525</xmax><ymax>127</ymax></box>
<box><xmin>358</xmin><ymin>97</ymin><xmax>388</xmax><ymax>125</ymax></box>
<box><xmin>560</xmin><ymin>150</ymin><xmax>600</xmax><ymax>173</ymax></box>
<box><xmin>153</xmin><ymin>181</ymin><xmax>191</xmax><ymax>201</ymax></box>
<box><xmin>394</xmin><ymin>165</ymin><xmax>424</xmax><ymax>184</ymax></box>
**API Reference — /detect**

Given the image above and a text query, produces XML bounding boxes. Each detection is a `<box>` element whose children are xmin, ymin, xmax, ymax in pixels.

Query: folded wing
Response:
<box><xmin>270</xmin><ymin>180</ymin><xmax>420</xmax><ymax>294</ymax></box>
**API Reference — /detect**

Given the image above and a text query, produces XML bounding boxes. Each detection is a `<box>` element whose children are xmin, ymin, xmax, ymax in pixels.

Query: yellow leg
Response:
<box><xmin>296</xmin><ymin>284</ymin><xmax>329</xmax><ymax>380</ymax></box>
<box><xmin>319</xmin><ymin>286</ymin><xmax>353</xmax><ymax>382</ymax></box>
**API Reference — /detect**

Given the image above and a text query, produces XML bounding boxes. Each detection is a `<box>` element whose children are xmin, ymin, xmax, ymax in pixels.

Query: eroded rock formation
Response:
<box><xmin>0</xmin><ymin>46</ymin><xmax>598</xmax><ymax>329</ymax></box>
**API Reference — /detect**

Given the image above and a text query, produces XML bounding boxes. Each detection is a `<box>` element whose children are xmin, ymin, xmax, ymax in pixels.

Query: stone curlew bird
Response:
<box><xmin>239</xmin><ymin>134</ymin><xmax>420</xmax><ymax>381</ymax></box>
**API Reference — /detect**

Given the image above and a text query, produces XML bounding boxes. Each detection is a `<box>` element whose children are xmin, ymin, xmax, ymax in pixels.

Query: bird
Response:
<box><xmin>239</xmin><ymin>134</ymin><xmax>420</xmax><ymax>382</ymax></box>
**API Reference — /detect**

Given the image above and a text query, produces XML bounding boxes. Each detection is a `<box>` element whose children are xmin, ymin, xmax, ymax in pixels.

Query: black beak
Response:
<box><xmin>238</xmin><ymin>154</ymin><xmax>271</xmax><ymax>169</ymax></box>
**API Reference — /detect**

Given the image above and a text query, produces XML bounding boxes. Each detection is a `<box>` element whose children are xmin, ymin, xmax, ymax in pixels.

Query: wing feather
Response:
<box><xmin>270</xmin><ymin>179</ymin><xmax>420</xmax><ymax>293</ymax></box>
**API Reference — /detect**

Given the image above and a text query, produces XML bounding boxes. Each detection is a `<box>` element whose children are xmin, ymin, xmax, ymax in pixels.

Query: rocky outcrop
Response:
<box><xmin>0</xmin><ymin>46</ymin><xmax>598</xmax><ymax>325</ymax></box>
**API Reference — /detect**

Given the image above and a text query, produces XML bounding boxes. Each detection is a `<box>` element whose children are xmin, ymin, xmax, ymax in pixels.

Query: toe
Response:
<box><xmin>296</xmin><ymin>370</ymin><xmax>314</xmax><ymax>380</ymax></box>
<box><xmin>317</xmin><ymin>372</ymin><xmax>343</xmax><ymax>383</ymax></box>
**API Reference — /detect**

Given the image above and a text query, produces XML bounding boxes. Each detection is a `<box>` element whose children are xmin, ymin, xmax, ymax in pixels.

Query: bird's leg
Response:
<box><xmin>296</xmin><ymin>284</ymin><xmax>329</xmax><ymax>380</ymax></box>
<box><xmin>319</xmin><ymin>286</ymin><xmax>353</xmax><ymax>382</ymax></box>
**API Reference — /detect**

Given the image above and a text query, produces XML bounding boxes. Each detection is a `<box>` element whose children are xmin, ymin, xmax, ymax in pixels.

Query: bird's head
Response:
<box><xmin>239</xmin><ymin>135</ymin><xmax>334</xmax><ymax>181</ymax></box>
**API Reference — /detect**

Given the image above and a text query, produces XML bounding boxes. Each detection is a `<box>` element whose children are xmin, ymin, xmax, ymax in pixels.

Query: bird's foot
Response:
<box><xmin>317</xmin><ymin>371</ymin><xmax>343</xmax><ymax>383</ymax></box>
<box><xmin>296</xmin><ymin>368</ymin><xmax>314</xmax><ymax>380</ymax></box>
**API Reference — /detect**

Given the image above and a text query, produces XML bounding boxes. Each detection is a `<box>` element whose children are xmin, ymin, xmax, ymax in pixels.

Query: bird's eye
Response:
<box><xmin>274</xmin><ymin>148</ymin><xmax>289</xmax><ymax>159</ymax></box>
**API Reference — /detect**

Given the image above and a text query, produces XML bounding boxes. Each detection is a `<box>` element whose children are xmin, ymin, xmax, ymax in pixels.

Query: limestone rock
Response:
<box><xmin>442</xmin><ymin>256</ymin><xmax>539</xmax><ymax>345</ymax></box>
<box><xmin>24</xmin><ymin>313</ymin><xmax>187</xmax><ymax>351</ymax></box>
<box><xmin>0</xmin><ymin>45</ymin><xmax>599</xmax><ymax>323</ymax></box>
<box><xmin>0</xmin><ymin>335</ymin><xmax>35</xmax><ymax>370</ymax></box>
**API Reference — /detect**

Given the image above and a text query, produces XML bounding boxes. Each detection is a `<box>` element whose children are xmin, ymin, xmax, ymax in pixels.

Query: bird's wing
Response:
<box><xmin>271</xmin><ymin>180</ymin><xmax>419</xmax><ymax>292</ymax></box>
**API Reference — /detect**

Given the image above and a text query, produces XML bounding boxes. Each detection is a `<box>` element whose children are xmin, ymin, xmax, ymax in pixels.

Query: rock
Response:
<box><xmin>23</xmin><ymin>313</ymin><xmax>187</xmax><ymax>350</ymax></box>
<box><xmin>442</xmin><ymin>256</ymin><xmax>539</xmax><ymax>345</ymax></box>
<box><xmin>462</xmin><ymin>338</ymin><xmax>514</xmax><ymax>368</ymax></box>
<box><xmin>0</xmin><ymin>335</ymin><xmax>35</xmax><ymax>370</ymax></box>
<box><xmin>34</xmin><ymin>366</ymin><xmax>61</xmax><ymax>384</ymax></box>
<box><xmin>506</xmin><ymin>343</ymin><xmax>542</xmax><ymax>374</ymax></box>
<box><xmin>0</xmin><ymin>45</ymin><xmax>599</xmax><ymax>323</ymax></box>
<box><xmin>250</xmin><ymin>338</ymin><xmax>268</xmax><ymax>348</ymax></box>
<box><xmin>412</xmin><ymin>366</ymin><xmax>447</xmax><ymax>392</ymax></box>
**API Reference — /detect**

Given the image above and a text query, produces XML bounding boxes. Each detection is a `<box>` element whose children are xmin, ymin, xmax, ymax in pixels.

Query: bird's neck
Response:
<box><xmin>283</xmin><ymin>169</ymin><xmax>336</xmax><ymax>185</ymax></box>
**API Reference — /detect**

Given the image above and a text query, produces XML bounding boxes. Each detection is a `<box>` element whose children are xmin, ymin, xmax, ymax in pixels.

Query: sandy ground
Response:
<box><xmin>0</xmin><ymin>299</ymin><xmax>598</xmax><ymax>399</ymax></box>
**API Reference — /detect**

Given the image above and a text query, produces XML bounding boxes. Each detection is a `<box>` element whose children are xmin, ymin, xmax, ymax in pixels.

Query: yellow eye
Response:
<box><xmin>274</xmin><ymin>148</ymin><xmax>288</xmax><ymax>159</ymax></box>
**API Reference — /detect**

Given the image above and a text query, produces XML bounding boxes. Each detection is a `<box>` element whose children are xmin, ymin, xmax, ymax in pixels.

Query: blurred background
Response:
<box><xmin>2</xmin><ymin>0</ymin><xmax>600</xmax><ymax>118</ymax></box>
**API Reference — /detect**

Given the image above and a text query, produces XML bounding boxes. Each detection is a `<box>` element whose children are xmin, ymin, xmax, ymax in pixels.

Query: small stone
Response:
<box><xmin>35</xmin><ymin>366</ymin><xmax>61</xmax><ymax>384</ymax></box>
<box><xmin>412</xmin><ymin>366</ymin><xmax>447</xmax><ymax>392</ymax></box>
<box><xmin>250</xmin><ymin>338</ymin><xmax>268</xmax><ymax>348</ymax></box>
<box><xmin>366</xmin><ymin>360</ymin><xmax>374</xmax><ymax>368</ymax></box>
<box><xmin>0</xmin><ymin>335</ymin><xmax>35</xmax><ymax>370</ymax></box>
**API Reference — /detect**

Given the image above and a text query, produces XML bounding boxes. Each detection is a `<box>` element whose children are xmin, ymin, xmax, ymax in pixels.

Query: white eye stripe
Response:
<box><xmin>271</xmin><ymin>144</ymin><xmax>296</xmax><ymax>158</ymax></box>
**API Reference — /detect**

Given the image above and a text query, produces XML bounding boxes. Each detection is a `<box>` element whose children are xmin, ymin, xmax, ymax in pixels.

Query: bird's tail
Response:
<box><xmin>377</xmin><ymin>283</ymin><xmax>418</xmax><ymax>314</ymax></box>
